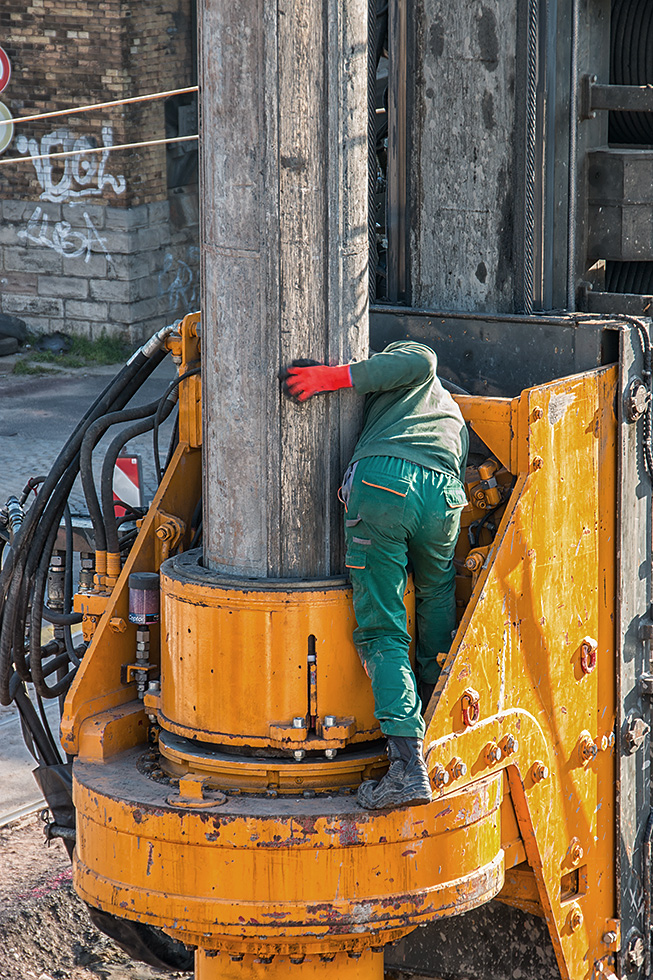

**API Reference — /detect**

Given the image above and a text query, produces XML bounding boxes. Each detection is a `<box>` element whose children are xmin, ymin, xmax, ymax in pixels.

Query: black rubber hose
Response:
<box><xmin>153</xmin><ymin>368</ymin><xmax>201</xmax><ymax>482</ymax></box>
<box><xmin>0</xmin><ymin>349</ymin><xmax>168</xmax><ymax>703</ymax></box>
<box><xmin>80</xmin><ymin>397</ymin><xmax>160</xmax><ymax>554</ymax></box>
<box><xmin>10</xmin><ymin>674</ymin><xmax>61</xmax><ymax>766</ymax></box>
<box><xmin>62</xmin><ymin>503</ymin><xmax>81</xmax><ymax>669</ymax></box>
<box><xmin>102</xmin><ymin>398</ymin><xmax>176</xmax><ymax>555</ymax></box>
<box><xmin>0</xmin><ymin>349</ymin><xmax>163</xmax><ymax>611</ymax></box>
<box><xmin>30</xmin><ymin>507</ymin><xmax>77</xmax><ymax>699</ymax></box>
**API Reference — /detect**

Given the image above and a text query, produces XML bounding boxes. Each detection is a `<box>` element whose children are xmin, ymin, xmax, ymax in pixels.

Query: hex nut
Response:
<box><xmin>485</xmin><ymin>742</ymin><xmax>502</xmax><ymax>765</ymax></box>
<box><xmin>531</xmin><ymin>761</ymin><xmax>548</xmax><ymax>782</ymax></box>
<box><xmin>501</xmin><ymin>734</ymin><xmax>519</xmax><ymax>756</ymax></box>
<box><xmin>449</xmin><ymin>757</ymin><xmax>467</xmax><ymax>780</ymax></box>
<box><xmin>568</xmin><ymin>904</ymin><xmax>583</xmax><ymax>933</ymax></box>
<box><xmin>293</xmin><ymin>749</ymin><xmax>306</xmax><ymax>761</ymax></box>
<box><xmin>570</xmin><ymin>838</ymin><xmax>584</xmax><ymax>864</ymax></box>
<box><xmin>323</xmin><ymin>715</ymin><xmax>336</xmax><ymax>728</ymax></box>
<box><xmin>431</xmin><ymin>764</ymin><xmax>450</xmax><ymax>789</ymax></box>
<box><xmin>325</xmin><ymin>748</ymin><xmax>337</xmax><ymax>760</ymax></box>
<box><xmin>578</xmin><ymin>732</ymin><xmax>599</xmax><ymax>764</ymax></box>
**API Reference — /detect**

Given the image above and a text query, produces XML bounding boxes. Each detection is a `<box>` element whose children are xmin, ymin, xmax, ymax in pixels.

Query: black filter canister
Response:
<box><xmin>128</xmin><ymin>571</ymin><xmax>160</xmax><ymax>625</ymax></box>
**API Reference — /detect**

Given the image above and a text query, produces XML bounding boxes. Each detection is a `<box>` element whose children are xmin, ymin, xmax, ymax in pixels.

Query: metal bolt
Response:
<box><xmin>568</xmin><ymin>904</ymin><xmax>583</xmax><ymax>933</ymax></box>
<box><xmin>431</xmin><ymin>764</ymin><xmax>449</xmax><ymax>789</ymax></box>
<box><xmin>607</xmin><ymin>732</ymin><xmax>615</xmax><ymax>747</ymax></box>
<box><xmin>570</xmin><ymin>838</ymin><xmax>584</xmax><ymax>864</ymax></box>
<box><xmin>580</xmin><ymin>636</ymin><xmax>598</xmax><ymax>674</ymax></box>
<box><xmin>293</xmin><ymin>749</ymin><xmax>306</xmax><ymax>761</ymax></box>
<box><xmin>626</xmin><ymin>378</ymin><xmax>649</xmax><ymax>423</ymax></box>
<box><xmin>599</xmin><ymin>735</ymin><xmax>608</xmax><ymax>752</ymax></box>
<box><xmin>603</xmin><ymin>932</ymin><xmax>618</xmax><ymax>945</ymax></box>
<box><xmin>532</xmin><ymin>455</ymin><xmax>544</xmax><ymax>470</ymax></box>
<box><xmin>626</xmin><ymin>933</ymin><xmax>646</xmax><ymax>971</ymax></box>
<box><xmin>323</xmin><ymin>715</ymin><xmax>336</xmax><ymax>728</ymax></box>
<box><xmin>464</xmin><ymin>551</ymin><xmax>484</xmax><ymax>573</ymax></box>
<box><xmin>485</xmin><ymin>742</ymin><xmax>502</xmax><ymax>765</ymax></box>
<box><xmin>531</xmin><ymin>761</ymin><xmax>548</xmax><ymax>782</ymax></box>
<box><xmin>256</xmin><ymin>955</ymin><xmax>274</xmax><ymax>963</ymax></box>
<box><xmin>501</xmin><ymin>734</ymin><xmax>519</xmax><ymax>756</ymax></box>
<box><xmin>578</xmin><ymin>732</ymin><xmax>598</xmax><ymax>764</ymax></box>
<box><xmin>624</xmin><ymin>714</ymin><xmax>650</xmax><ymax>754</ymax></box>
<box><xmin>147</xmin><ymin>680</ymin><xmax>161</xmax><ymax>694</ymax></box>
<box><xmin>449</xmin><ymin>757</ymin><xmax>467</xmax><ymax>780</ymax></box>
<box><xmin>290</xmin><ymin>955</ymin><xmax>306</xmax><ymax>964</ymax></box>
<box><xmin>347</xmin><ymin>952</ymin><xmax>361</xmax><ymax>959</ymax></box>
<box><xmin>532</xmin><ymin>407</ymin><xmax>543</xmax><ymax>421</ymax></box>
<box><xmin>292</xmin><ymin>716</ymin><xmax>305</xmax><ymax>729</ymax></box>
<box><xmin>230</xmin><ymin>954</ymin><xmax>244</xmax><ymax>961</ymax></box>
<box><xmin>325</xmin><ymin>748</ymin><xmax>337</xmax><ymax>760</ymax></box>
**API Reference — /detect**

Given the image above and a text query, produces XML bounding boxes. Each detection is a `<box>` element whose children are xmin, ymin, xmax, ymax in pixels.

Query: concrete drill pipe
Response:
<box><xmin>199</xmin><ymin>0</ymin><xmax>370</xmax><ymax>579</ymax></box>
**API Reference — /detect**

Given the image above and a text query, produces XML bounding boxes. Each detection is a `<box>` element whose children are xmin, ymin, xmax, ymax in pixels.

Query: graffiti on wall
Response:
<box><xmin>158</xmin><ymin>246</ymin><xmax>200</xmax><ymax>312</ymax></box>
<box><xmin>16</xmin><ymin>125</ymin><xmax>125</xmax><ymax>263</ymax></box>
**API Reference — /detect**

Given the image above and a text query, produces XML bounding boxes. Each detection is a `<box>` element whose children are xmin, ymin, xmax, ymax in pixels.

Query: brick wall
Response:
<box><xmin>0</xmin><ymin>0</ymin><xmax>199</xmax><ymax>341</ymax></box>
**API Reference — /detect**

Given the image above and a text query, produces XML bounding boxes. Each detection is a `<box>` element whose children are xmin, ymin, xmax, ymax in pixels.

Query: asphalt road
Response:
<box><xmin>0</xmin><ymin>357</ymin><xmax>176</xmax><ymax>821</ymax></box>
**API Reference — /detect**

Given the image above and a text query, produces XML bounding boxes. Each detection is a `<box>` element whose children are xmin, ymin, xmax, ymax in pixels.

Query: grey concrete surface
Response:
<box><xmin>0</xmin><ymin>356</ymin><xmax>177</xmax><ymax>816</ymax></box>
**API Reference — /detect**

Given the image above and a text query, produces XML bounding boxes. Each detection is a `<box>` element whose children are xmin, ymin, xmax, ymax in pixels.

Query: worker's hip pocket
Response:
<box><xmin>355</xmin><ymin>466</ymin><xmax>411</xmax><ymax>526</ymax></box>
<box><xmin>442</xmin><ymin>478</ymin><xmax>467</xmax><ymax>537</ymax></box>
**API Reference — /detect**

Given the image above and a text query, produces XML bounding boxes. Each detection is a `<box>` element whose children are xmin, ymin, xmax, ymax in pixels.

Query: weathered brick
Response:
<box><xmin>3</xmin><ymin>293</ymin><xmax>64</xmax><ymax>317</ymax></box>
<box><xmin>133</xmin><ymin>225</ymin><xmax>171</xmax><ymax>252</ymax></box>
<box><xmin>103</xmin><ymin>205</ymin><xmax>150</xmax><ymax>232</ymax></box>
<box><xmin>37</xmin><ymin>275</ymin><xmax>89</xmax><ymax>299</ymax></box>
<box><xmin>65</xmin><ymin>298</ymin><xmax>108</xmax><ymax>319</ymax></box>
<box><xmin>0</xmin><ymin>272</ymin><xmax>39</xmax><ymax>294</ymax></box>
<box><xmin>109</xmin><ymin>295</ymin><xmax>164</xmax><ymax>324</ymax></box>
<box><xmin>19</xmin><ymin>314</ymin><xmax>52</xmax><ymax>335</ymax></box>
<box><xmin>61</xmin><ymin>203</ymin><xmax>107</xmax><ymax>230</ymax></box>
<box><xmin>62</xmin><ymin>253</ymin><xmax>107</xmax><ymax>278</ymax></box>
<box><xmin>89</xmin><ymin>278</ymin><xmax>131</xmax><ymax>302</ymax></box>
<box><xmin>5</xmin><ymin>247</ymin><xmax>62</xmax><ymax>274</ymax></box>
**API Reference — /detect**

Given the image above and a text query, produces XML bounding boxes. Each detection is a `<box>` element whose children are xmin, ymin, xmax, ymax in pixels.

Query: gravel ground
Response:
<box><xmin>0</xmin><ymin>815</ymin><xmax>192</xmax><ymax>980</ymax></box>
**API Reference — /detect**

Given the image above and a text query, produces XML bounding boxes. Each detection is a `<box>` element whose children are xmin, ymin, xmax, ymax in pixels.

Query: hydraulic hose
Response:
<box><xmin>80</xmin><ymin>397</ymin><xmax>161</xmax><ymax>555</ymax></box>
<box><xmin>0</xmin><ymin>325</ymin><xmax>177</xmax><ymax>706</ymax></box>
<box><xmin>101</xmin><ymin>393</ymin><xmax>177</xmax><ymax>557</ymax></box>
<box><xmin>153</xmin><ymin>367</ymin><xmax>201</xmax><ymax>481</ymax></box>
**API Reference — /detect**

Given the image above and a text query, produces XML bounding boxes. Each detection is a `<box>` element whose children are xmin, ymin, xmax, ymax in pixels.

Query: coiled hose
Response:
<box><xmin>0</xmin><ymin>324</ymin><xmax>178</xmax><ymax>770</ymax></box>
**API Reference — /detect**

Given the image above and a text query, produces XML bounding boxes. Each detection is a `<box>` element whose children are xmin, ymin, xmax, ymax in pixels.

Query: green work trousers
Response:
<box><xmin>343</xmin><ymin>455</ymin><xmax>466</xmax><ymax>739</ymax></box>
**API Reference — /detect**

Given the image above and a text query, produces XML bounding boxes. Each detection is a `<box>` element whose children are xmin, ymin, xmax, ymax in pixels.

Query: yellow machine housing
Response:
<box><xmin>60</xmin><ymin>313</ymin><xmax>626</xmax><ymax>980</ymax></box>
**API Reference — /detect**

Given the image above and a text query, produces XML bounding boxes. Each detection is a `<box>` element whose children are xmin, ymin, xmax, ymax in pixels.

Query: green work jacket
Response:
<box><xmin>348</xmin><ymin>341</ymin><xmax>468</xmax><ymax>483</ymax></box>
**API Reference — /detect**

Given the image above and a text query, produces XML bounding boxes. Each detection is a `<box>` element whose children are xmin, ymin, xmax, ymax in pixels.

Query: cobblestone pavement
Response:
<box><xmin>0</xmin><ymin>357</ymin><xmax>177</xmax><ymax>516</ymax></box>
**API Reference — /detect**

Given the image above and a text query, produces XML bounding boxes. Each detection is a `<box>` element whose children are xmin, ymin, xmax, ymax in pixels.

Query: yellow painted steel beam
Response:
<box><xmin>425</xmin><ymin>365</ymin><xmax>618</xmax><ymax>980</ymax></box>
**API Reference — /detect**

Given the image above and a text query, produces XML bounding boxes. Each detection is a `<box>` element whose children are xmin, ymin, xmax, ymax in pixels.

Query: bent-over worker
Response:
<box><xmin>282</xmin><ymin>341</ymin><xmax>468</xmax><ymax>810</ymax></box>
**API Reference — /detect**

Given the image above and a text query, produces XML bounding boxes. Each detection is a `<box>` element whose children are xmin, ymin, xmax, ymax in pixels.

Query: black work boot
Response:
<box><xmin>357</xmin><ymin>736</ymin><xmax>432</xmax><ymax>810</ymax></box>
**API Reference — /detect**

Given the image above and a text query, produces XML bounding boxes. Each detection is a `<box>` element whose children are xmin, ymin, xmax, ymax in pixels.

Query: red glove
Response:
<box><xmin>281</xmin><ymin>362</ymin><xmax>353</xmax><ymax>402</ymax></box>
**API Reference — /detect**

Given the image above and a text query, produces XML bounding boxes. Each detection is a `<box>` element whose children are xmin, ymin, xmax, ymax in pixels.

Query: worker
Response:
<box><xmin>281</xmin><ymin>341</ymin><xmax>469</xmax><ymax>810</ymax></box>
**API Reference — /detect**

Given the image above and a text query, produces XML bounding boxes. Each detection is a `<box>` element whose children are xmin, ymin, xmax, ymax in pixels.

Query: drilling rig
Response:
<box><xmin>2</xmin><ymin>1</ymin><xmax>653</xmax><ymax>979</ymax></box>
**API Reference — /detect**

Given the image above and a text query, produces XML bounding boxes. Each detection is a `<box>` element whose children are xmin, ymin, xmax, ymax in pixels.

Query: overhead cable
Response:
<box><xmin>0</xmin><ymin>85</ymin><xmax>199</xmax><ymax>128</ymax></box>
<box><xmin>0</xmin><ymin>134</ymin><xmax>198</xmax><ymax>166</ymax></box>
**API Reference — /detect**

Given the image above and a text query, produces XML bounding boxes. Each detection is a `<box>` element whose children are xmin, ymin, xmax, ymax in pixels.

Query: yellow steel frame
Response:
<box><xmin>61</xmin><ymin>316</ymin><xmax>618</xmax><ymax>979</ymax></box>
